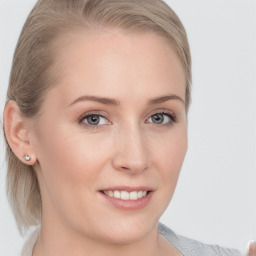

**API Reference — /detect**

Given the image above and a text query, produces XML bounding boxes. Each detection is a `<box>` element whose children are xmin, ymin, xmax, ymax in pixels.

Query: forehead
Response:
<box><xmin>47</xmin><ymin>29</ymin><xmax>186</xmax><ymax>105</ymax></box>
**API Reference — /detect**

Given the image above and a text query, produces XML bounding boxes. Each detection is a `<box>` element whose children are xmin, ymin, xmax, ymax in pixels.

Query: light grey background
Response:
<box><xmin>0</xmin><ymin>0</ymin><xmax>255</xmax><ymax>255</ymax></box>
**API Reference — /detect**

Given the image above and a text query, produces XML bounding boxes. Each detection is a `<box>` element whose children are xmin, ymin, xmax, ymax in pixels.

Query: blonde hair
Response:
<box><xmin>4</xmin><ymin>0</ymin><xmax>191</xmax><ymax>235</ymax></box>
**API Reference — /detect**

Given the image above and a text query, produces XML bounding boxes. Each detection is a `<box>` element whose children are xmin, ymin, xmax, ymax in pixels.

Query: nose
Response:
<box><xmin>111</xmin><ymin>124</ymin><xmax>150</xmax><ymax>175</ymax></box>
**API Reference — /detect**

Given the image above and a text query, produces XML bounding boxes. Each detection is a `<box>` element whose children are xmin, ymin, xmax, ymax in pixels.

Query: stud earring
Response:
<box><xmin>24</xmin><ymin>155</ymin><xmax>31</xmax><ymax>161</ymax></box>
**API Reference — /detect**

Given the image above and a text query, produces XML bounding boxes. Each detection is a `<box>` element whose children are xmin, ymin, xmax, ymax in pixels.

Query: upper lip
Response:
<box><xmin>99</xmin><ymin>186</ymin><xmax>155</xmax><ymax>192</ymax></box>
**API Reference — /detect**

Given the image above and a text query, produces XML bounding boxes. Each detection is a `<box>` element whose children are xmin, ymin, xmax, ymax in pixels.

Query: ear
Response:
<box><xmin>4</xmin><ymin>101</ymin><xmax>37</xmax><ymax>165</ymax></box>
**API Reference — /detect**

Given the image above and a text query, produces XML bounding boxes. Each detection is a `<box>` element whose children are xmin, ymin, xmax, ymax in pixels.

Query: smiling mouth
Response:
<box><xmin>101</xmin><ymin>190</ymin><xmax>149</xmax><ymax>200</ymax></box>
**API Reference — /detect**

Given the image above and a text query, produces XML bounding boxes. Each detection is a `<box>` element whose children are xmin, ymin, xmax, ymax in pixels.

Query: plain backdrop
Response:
<box><xmin>0</xmin><ymin>0</ymin><xmax>255</xmax><ymax>255</ymax></box>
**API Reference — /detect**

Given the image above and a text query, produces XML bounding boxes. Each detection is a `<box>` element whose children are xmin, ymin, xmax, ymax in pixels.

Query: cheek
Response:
<box><xmin>33</xmin><ymin>125</ymin><xmax>111</xmax><ymax>222</ymax></box>
<box><xmin>33</xmin><ymin>125</ymin><xmax>88</xmax><ymax>195</ymax></box>
<box><xmin>152</xmin><ymin>127</ymin><xmax>187</xmax><ymax>185</ymax></box>
<box><xmin>36</xmin><ymin>130</ymin><xmax>104</xmax><ymax>183</ymax></box>
<box><xmin>33</xmin><ymin>120</ymin><xmax>117</xmax><ymax>207</ymax></box>
<box><xmin>145</xmin><ymin>127</ymin><xmax>187</xmax><ymax>217</ymax></box>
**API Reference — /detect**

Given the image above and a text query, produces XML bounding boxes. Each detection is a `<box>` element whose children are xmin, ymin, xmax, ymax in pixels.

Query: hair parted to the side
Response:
<box><xmin>4</xmin><ymin>0</ymin><xmax>191</xmax><ymax>235</ymax></box>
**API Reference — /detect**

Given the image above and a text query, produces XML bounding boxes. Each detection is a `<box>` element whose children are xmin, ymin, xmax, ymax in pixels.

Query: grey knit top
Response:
<box><xmin>158</xmin><ymin>223</ymin><xmax>242</xmax><ymax>256</ymax></box>
<box><xmin>21</xmin><ymin>223</ymin><xmax>243</xmax><ymax>256</ymax></box>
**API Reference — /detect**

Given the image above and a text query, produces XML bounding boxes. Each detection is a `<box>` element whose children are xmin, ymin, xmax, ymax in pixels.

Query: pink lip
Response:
<box><xmin>100</xmin><ymin>186</ymin><xmax>154</xmax><ymax>192</ymax></box>
<box><xmin>99</xmin><ymin>186</ymin><xmax>154</xmax><ymax>210</ymax></box>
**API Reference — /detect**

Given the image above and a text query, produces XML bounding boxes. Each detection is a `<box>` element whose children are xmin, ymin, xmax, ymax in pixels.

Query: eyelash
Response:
<box><xmin>147</xmin><ymin>111</ymin><xmax>176</xmax><ymax>126</ymax></box>
<box><xmin>77</xmin><ymin>111</ymin><xmax>176</xmax><ymax>129</ymax></box>
<box><xmin>78</xmin><ymin>111</ymin><xmax>110</xmax><ymax>129</ymax></box>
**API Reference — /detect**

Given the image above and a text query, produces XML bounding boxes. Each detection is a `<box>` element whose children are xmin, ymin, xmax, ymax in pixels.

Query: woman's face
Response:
<box><xmin>30</xmin><ymin>29</ymin><xmax>187</xmax><ymax>243</ymax></box>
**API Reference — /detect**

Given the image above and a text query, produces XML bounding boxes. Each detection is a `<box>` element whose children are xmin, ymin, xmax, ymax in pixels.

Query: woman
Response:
<box><xmin>2</xmin><ymin>0</ymin><xmax>255</xmax><ymax>255</ymax></box>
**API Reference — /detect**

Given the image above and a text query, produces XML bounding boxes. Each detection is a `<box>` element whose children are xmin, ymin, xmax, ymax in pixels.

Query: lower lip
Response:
<box><xmin>99</xmin><ymin>191</ymin><xmax>153</xmax><ymax>210</ymax></box>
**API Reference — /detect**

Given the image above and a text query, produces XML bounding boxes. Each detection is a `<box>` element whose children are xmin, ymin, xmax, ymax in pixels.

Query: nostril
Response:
<box><xmin>111</xmin><ymin>148</ymin><xmax>149</xmax><ymax>174</ymax></box>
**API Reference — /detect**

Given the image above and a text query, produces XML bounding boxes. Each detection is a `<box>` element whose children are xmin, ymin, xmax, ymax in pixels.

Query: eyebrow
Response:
<box><xmin>68</xmin><ymin>94</ymin><xmax>184</xmax><ymax>107</ymax></box>
<box><xmin>148</xmin><ymin>95</ymin><xmax>185</xmax><ymax>105</ymax></box>
<box><xmin>68</xmin><ymin>95</ymin><xmax>120</xmax><ymax>106</ymax></box>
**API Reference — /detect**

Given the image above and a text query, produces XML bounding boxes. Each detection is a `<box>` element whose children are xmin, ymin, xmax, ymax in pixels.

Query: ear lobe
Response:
<box><xmin>4</xmin><ymin>101</ymin><xmax>36</xmax><ymax>165</ymax></box>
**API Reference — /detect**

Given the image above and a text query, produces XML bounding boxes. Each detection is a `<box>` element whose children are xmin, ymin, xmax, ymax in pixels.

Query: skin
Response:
<box><xmin>248</xmin><ymin>241</ymin><xmax>256</xmax><ymax>256</ymax></box>
<box><xmin>5</xmin><ymin>30</ymin><xmax>188</xmax><ymax>256</ymax></box>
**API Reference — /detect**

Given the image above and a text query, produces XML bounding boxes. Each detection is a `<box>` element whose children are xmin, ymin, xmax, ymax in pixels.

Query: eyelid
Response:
<box><xmin>77</xmin><ymin>111</ymin><xmax>111</xmax><ymax>126</ymax></box>
<box><xmin>146</xmin><ymin>109</ymin><xmax>177</xmax><ymax>125</ymax></box>
<box><xmin>147</xmin><ymin>109</ymin><xmax>176</xmax><ymax>119</ymax></box>
<box><xmin>76</xmin><ymin>109</ymin><xmax>176</xmax><ymax>129</ymax></box>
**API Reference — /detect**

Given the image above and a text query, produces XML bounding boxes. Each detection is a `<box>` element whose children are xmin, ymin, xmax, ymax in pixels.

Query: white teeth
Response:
<box><xmin>129</xmin><ymin>191</ymin><xmax>138</xmax><ymax>200</ymax></box>
<box><xmin>114</xmin><ymin>190</ymin><xmax>121</xmax><ymax>199</ymax></box>
<box><xmin>137</xmin><ymin>191</ymin><xmax>143</xmax><ymax>198</ymax></box>
<box><xmin>103</xmin><ymin>190</ymin><xmax>148</xmax><ymax>200</ymax></box>
<box><xmin>121</xmin><ymin>191</ymin><xmax>129</xmax><ymax>200</ymax></box>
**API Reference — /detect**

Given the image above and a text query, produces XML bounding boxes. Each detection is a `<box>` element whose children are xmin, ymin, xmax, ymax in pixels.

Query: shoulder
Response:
<box><xmin>158</xmin><ymin>223</ymin><xmax>243</xmax><ymax>256</ymax></box>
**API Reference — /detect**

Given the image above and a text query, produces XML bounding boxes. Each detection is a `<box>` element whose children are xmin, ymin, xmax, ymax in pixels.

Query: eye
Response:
<box><xmin>147</xmin><ymin>112</ymin><xmax>176</xmax><ymax>125</ymax></box>
<box><xmin>79</xmin><ymin>114</ymin><xmax>111</xmax><ymax>126</ymax></box>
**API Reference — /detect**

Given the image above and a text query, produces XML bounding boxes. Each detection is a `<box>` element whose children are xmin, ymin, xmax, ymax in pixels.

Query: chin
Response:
<box><xmin>95</xmin><ymin>215</ymin><xmax>159</xmax><ymax>245</ymax></box>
